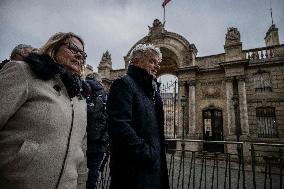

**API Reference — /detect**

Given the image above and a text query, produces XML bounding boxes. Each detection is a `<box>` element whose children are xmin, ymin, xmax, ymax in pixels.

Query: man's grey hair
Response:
<box><xmin>10</xmin><ymin>44</ymin><xmax>33</xmax><ymax>59</ymax></box>
<box><xmin>129</xmin><ymin>43</ymin><xmax>162</xmax><ymax>64</ymax></box>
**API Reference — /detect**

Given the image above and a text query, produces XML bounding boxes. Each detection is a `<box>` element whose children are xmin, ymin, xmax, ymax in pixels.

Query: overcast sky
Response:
<box><xmin>0</xmin><ymin>0</ymin><xmax>283</xmax><ymax>70</ymax></box>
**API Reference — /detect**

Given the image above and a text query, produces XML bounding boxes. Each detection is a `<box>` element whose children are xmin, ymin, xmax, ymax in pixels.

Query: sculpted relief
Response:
<box><xmin>153</xmin><ymin>19</ymin><xmax>163</xmax><ymax>27</ymax></box>
<box><xmin>225</xmin><ymin>27</ymin><xmax>240</xmax><ymax>45</ymax></box>
<box><xmin>201</xmin><ymin>81</ymin><xmax>223</xmax><ymax>99</ymax></box>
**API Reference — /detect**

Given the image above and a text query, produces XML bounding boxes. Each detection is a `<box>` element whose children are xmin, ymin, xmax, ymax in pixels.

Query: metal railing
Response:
<box><xmin>93</xmin><ymin>141</ymin><xmax>284</xmax><ymax>189</ymax></box>
<box><xmin>160</xmin><ymin>80</ymin><xmax>178</xmax><ymax>139</ymax></box>
<box><xmin>256</xmin><ymin>107</ymin><xmax>278</xmax><ymax>138</ymax></box>
<box><xmin>166</xmin><ymin>139</ymin><xmax>246</xmax><ymax>189</ymax></box>
<box><xmin>250</xmin><ymin>143</ymin><xmax>284</xmax><ymax>189</ymax></box>
<box><xmin>95</xmin><ymin>154</ymin><xmax>111</xmax><ymax>189</ymax></box>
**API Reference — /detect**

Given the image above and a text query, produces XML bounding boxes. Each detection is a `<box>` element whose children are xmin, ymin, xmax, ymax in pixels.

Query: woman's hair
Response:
<box><xmin>40</xmin><ymin>32</ymin><xmax>84</xmax><ymax>60</ymax></box>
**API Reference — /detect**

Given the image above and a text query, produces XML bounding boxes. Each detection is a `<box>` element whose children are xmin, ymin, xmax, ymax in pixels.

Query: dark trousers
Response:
<box><xmin>87</xmin><ymin>152</ymin><xmax>105</xmax><ymax>189</ymax></box>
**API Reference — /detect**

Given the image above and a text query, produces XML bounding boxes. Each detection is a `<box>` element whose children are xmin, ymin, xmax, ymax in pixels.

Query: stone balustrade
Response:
<box><xmin>243</xmin><ymin>44</ymin><xmax>284</xmax><ymax>60</ymax></box>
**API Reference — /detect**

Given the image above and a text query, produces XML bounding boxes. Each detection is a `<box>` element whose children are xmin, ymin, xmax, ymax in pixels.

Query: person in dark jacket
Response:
<box><xmin>0</xmin><ymin>44</ymin><xmax>34</xmax><ymax>70</ymax></box>
<box><xmin>10</xmin><ymin>44</ymin><xmax>34</xmax><ymax>61</ymax></box>
<box><xmin>107</xmin><ymin>43</ymin><xmax>170</xmax><ymax>189</ymax></box>
<box><xmin>0</xmin><ymin>59</ymin><xmax>9</xmax><ymax>70</ymax></box>
<box><xmin>85</xmin><ymin>72</ymin><xmax>109</xmax><ymax>189</ymax></box>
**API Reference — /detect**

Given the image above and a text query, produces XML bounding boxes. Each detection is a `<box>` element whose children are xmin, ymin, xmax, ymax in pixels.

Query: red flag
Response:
<box><xmin>162</xmin><ymin>0</ymin><xmax>171</xmax><ymax>7</ymax></box>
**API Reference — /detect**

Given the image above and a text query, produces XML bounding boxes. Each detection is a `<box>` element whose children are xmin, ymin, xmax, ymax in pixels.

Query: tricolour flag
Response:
<box><xmin>162</xmin><ymin>0</ymin><xmax>171</xmax><ymax>7</ymax></box>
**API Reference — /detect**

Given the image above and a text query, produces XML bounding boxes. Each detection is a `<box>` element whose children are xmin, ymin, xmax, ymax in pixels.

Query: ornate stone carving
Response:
<box><xmin>98</xmin><ymin>50</ymin><xmax>112</xmax><ymax>80</ymax></box>
<box><xmin>153</xmin><ymin>19</ymin><xmax>163</xmax><ymax>27</ymax></box>
<box><xmin>226</xmin><ymin>27</ymin><xmax>240</xmax><ymax>41</ymax></box>
<box><xmin>148</xmin><ymin>19</ymin><xmax>165</xmax><ymax>39</ymax></box>
<box><xmin>225</xmin><ymin>76</ymin><xmax>234</xmax><ymax>82</ymax></box>
<box><xmin>101</xmin><ymin>50</ymin><xmax>111</xmax><ymax>62</ymax></box>
<box><xmin>225</xmin><ymin>27</ymin><xmax>241</xmax><ymax>46</ymax></box>
<box><xmin>188</xmin><ymin>80</ymin><xmax>196</xmax><ymax>86</ymax></box>
<box><xmin>178</xmin><ymin>80</ymin><xmax>188</xmax><ymax>87</ymax></box>
<box><xmin>99</xmin><ymin>50</ymin><xmax>112</xmax><ymax>68</ymax></box>
<box><xmin>201</xmin><ymin>81</ymin><xmax>222</xmax><ymax>98</ymax></box>
<box><xmin>224</xmin><ymin>27</ymin><xmax>243</xmax><ymax>61</ymax></box>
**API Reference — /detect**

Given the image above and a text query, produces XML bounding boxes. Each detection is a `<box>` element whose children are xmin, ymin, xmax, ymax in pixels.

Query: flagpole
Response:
<box><xmin>163</xmin><ymin>5</ymin><xmax>166</xmax><ymax>25</ymax></box>
<box><xmin>162</xmin><ymin>0</ymin><xmax>171</xmax><ymax>25</ymax></box>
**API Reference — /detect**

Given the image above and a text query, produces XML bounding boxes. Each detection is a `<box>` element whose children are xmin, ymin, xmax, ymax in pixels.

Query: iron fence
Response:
<box><xmin>250</xmin><ymin>143</ymin><xmax>284</xmax><ymax>189</ymax></box>
<box><xmin>160</xmin><ymin>80</ymin><xmax>178</xmax><ymax>138</ymax></box>
<box><xmin>166</xmin><ymin>139</ymin><xmax>246</xmax><ymax>189</ymax></box>
<box><xmin>93</xmin><ymin>141</ymin><xmax>284</xmax><ymax>189</ymax></box>
<box><xmin>95</xmin><ymin>153</ymin><xmax>111</xmax><ymax>189</ymax></box>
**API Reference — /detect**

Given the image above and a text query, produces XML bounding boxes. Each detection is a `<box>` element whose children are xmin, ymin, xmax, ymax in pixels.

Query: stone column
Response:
<box><xmin>238</xmin><ymin>77</ymin><xmax>249</xmax><ymax>136</ymax></box>
<box><xmin>225</xmin><ymin>77</ymin><xmax>235</xmax><ymax>136</ymax></box>
<box><xmin>177</xmin><ymin>80</ymin><xmax>187</xmax><ymax>138</ymax></box>
<box><xmin>188</xmin><ymin>80</ymin><xmax>196</xmax><ymax>136</ymax></box>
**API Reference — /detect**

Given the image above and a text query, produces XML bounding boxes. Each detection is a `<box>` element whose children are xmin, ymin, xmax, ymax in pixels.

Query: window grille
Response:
<box><xmin>254</xmin><ymin>72</ymin><xmax>272</xmax><ymax>92</ymax></box>
<box><xmin>256</xmin><ymin>107</ymin><xmax>278</xmax><ymax>138</ymax></box>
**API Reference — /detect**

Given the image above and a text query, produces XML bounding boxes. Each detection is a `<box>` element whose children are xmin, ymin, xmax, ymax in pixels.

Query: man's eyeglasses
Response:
<box><xmin>63</xmin><ymin>42</ymin><xmax>87</xmax><ymax>59</ymax></box>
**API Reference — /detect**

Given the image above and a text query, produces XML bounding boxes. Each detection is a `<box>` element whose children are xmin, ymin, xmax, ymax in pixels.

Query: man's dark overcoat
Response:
<box><xmin>107</xmin><ymin>65</ymin><xmax>170</xmax><ymax>189</ymax></box>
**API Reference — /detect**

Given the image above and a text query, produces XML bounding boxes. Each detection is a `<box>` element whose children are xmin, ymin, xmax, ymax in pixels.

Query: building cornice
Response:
<box><xmin>219</xmin><ymin>59</ymin><xmax>249</xmax><ymax>68</ymax></box>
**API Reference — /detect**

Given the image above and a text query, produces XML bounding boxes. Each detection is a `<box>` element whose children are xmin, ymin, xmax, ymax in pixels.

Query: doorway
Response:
<box><xmin>203</xmin><ymin>109</ymin><xmax>224</xmax><ymax>153</ymax></box>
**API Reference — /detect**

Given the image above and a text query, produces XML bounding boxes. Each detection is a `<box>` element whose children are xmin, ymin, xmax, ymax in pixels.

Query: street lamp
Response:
<box><xmin>180</xmin><ymin>96</ymin><xmax>187</xmax><ymax>141</ymax></box>
<box><xmin>232</xmin><ymin>94</ymin><xmax>242</xmax><ymax>161</ymax></box>
<box><xmin>232</xmin><ymin>94</ymin><xmax>239</xmax><ymax>107</ymax></box>
<box><xmin>232</xmin><ymin>94</ymin><xmax>241</xmax><ymax>142</ymax></box>
<box><xmin>180</xmin><ymin>95</ymin><xmax>187</xmax><ymax>189</ymax></box>
<box><xmin>232</xmin><ymin>92</ymin><xmax>247</xmax><ymax>189</ymax></box>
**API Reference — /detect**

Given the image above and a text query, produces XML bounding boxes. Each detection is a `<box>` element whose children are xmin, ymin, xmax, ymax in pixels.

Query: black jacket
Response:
<box><xmin>107</xmin><ymin>65</ymin><xmax>170</xmax><ymax>189</ymax></box>
<box><xmin>86</xmin><ymin>79</ymin><xmax>108</xmax><ymax>153</ymax></box>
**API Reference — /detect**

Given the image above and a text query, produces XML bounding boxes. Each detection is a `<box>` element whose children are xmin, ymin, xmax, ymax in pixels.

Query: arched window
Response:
<box><xmin>256</xmin><ymin>107</ymin><xmax>278</xmax><ymax>138</ymax></box>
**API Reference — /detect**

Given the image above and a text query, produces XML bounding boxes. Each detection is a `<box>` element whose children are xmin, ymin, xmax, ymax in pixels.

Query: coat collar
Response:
<box><xmin>24</xmin><ymin>52</ymin><xmax>88</xmax><ymax>99</ymax></box>
<box><xmin>127</xmin><ymin>65</ymin><xmax>154</xmax><ymax>92</ymax></box>
<box><xmin>86</xmin><ymin>79</ymin><xmax>104</xmax><ymax>92</ymax></box>
<box><xmin>24</xmin><ymin>52</ymin><xmax>64</xmax><ymax>80</ymax></box>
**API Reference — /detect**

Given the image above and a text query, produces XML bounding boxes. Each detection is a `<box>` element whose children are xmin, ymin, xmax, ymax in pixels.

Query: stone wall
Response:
<box><xmin>196</xmin><ymin>53</ymin><xmax>225</xmax><ymax>68</ymax></box>
<box><xmin>195</xmin><ymin>71</ymin><xmax>227</xmax><ymax>137</ymax></box>
<box><xmin>246</xmin><ymin>64</ymin><xmax>284</xmax><ymax>141</ymax></box>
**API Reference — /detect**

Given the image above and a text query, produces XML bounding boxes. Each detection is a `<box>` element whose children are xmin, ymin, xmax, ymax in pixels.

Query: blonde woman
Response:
<box><xmin>0</xmin><ymin>32</ymin><xmax>88</xmax><ymax>189</ymax></box>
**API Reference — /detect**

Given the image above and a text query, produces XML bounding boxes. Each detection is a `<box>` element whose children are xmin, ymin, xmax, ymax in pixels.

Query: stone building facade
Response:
<box><xmin>98</xmin><ymin>19</ymin><xmax>284</xmax><ymax>152</ymax></box>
